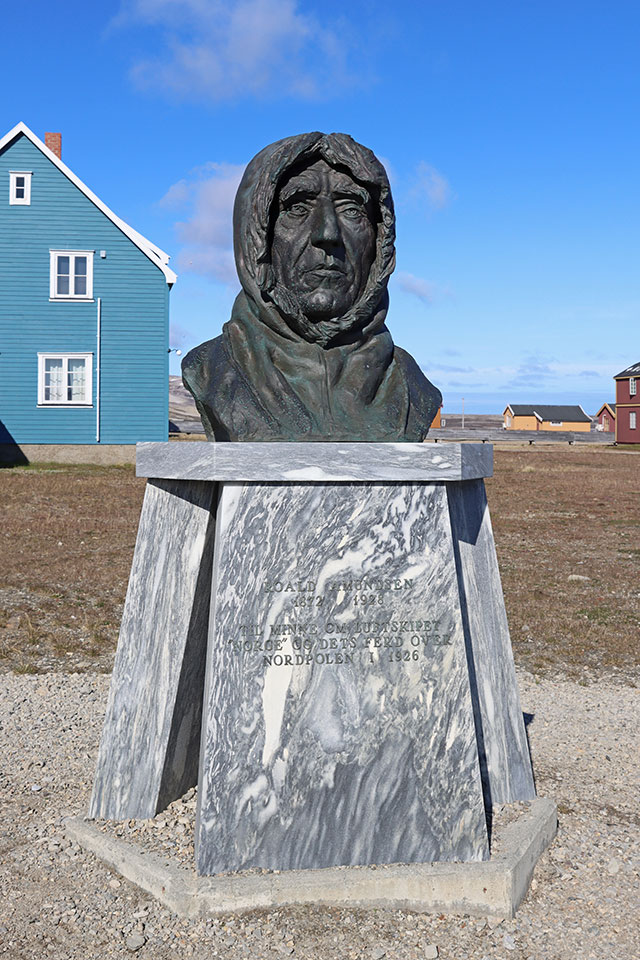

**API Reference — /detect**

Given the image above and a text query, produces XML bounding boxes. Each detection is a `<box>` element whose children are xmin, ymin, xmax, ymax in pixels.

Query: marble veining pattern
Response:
<box><xmin>90</xmin><ymin>479</ymin><xmax>217</xmax><ymax>820</ymax></box>
<box><xmin>136</xmin><ymin>441</ymin><xmax>493</xmax><ymax>483</ymax></box>
<box><xmin>447</xmin><ymin>481</ymin><xmax>535</xmax><ymax>804</ymax></box>
<box><xmin>195</xmin><ymin>481</ymin><xmax>489</xmax><ymax>874</ymax></box>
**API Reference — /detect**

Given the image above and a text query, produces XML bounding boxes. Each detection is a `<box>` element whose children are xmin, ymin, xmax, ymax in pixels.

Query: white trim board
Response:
<box><xmin>0</xmin><ymin>122</ymin><xmax>176</xmax><ymax>285</ymax></box>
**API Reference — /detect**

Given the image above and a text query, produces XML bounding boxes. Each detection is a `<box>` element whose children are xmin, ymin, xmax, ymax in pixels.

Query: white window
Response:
<box><xmin>10</xmin><ymin>171</ymin><xmax>32</xmax><ymax>205</ymax></box>
<box><xmin>630</xmin><ymin>377</ymin><xmax>637</xmax><ymax>396</ymax></box>
<box><xmin>38</xmin><ymin>353</ymin><xmax>92</xmax><ymax>405</ymax></box>
<box><xmin>50</xmin><ymin>251</ymin><xmax>93</xmax><ymax>300</ymax></box>
<box><xmin>549</xmin><ymin>420</ymin><xmax>563</xmax><ymax>426</ymax></box>
<box><xmin>631</xmin><ymin>411</ymin><xmax>637</xmax><ymax>430</ymax></box>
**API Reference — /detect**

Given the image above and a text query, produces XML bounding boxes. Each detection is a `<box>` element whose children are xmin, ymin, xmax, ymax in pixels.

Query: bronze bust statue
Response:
<box><xmin>182</xmin><ymin>132</ymin><xmax>441</xmax><ymax>441</ymax></box>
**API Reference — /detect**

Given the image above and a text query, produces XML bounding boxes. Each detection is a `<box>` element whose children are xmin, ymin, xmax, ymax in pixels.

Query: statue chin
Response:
<box><xmin>297</xmin><ymin>287</ymin><xmax>357</xmax><ymax>325</ymax></box>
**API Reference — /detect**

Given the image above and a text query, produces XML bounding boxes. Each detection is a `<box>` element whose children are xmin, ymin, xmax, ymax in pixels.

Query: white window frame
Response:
<box><xmin>37</xmin><ymin>353</ymin><xmax>93</xmax><ymax>407</ymax></box>
<box><xmin>630</xmin><ymin>377</ymin><xmax>637</xmax><ymax>396</ymax></box>
<box><xmin>49</xmin><ymin>250</ymin><xmax>94</xmax><ymax>300</ymax></box>
<box><xmin>631</xmin><ymin>411</ymin><xmax>637</xmax><ymax>430</ymax></box>
<box><xmin>10</xmin><ymin>171</ymin><xmax>32</xmax><ymax>205</ymax></box>
<box><xmin>549</xmin><ymin>420</ymin><xmax>563</xmax><ymax>426</ymax></box>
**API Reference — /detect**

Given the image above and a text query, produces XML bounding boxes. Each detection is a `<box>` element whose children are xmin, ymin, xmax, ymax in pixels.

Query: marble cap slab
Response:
<box><xmin>136</xmin><ymin>441</ymin><xmax>493</xmax><ymax>483</ymax></box>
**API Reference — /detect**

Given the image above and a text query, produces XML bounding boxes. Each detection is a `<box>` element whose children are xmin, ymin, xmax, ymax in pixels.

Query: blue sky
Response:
<box><xmin>4</xmin><ymin>0</ymin><xmax>639</xmax><ymax>413</ymax></box>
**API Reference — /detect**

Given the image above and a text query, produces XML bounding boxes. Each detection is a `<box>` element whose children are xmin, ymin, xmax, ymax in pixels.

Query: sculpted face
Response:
<box><xmin>270</xmin><ymin>158</ymin><xmax>377</xmax><ymax>323</ymax></box>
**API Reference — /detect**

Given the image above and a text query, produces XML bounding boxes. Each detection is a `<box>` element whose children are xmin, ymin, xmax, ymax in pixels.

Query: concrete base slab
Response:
<box><xmin>64</xmin><ymin>797</ymin><xmax>556</xmax><ymax>920</ymax></box>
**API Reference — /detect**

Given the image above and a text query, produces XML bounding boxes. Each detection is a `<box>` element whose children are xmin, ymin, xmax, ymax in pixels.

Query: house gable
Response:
<box><xmin>595</xmin><ymin>402</ymin><xmax>616</xmax><ymax>419</ymax></box>
<box><xmin>0</xmin><ymin>123</ymin><xmax>176</xmax><ymax>284</ymax></box>
<box><xmin>0</xmin><ymin>125</ymin><xmax>172</xmax><ymax>445</ymax></box>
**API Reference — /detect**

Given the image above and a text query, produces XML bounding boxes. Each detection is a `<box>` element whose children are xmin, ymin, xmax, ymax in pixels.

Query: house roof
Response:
<box><xmin>0</xmin><ymin>122</ymin><xmax>176</xmax><ymax>285</ymax></box>
<box><xmin>506</xmin><ymin>404</ymin><xmax>592</xmax><ymax>422</ymax></box>
<box><xmin>614</xmin><ymin>361</ymin><xmax>640</xmax><ymax>379</ymax></box>
<box><xmin>596</xmin><ymin>402</ymin><xmax>616</xmax><ymax>417</ymax></box>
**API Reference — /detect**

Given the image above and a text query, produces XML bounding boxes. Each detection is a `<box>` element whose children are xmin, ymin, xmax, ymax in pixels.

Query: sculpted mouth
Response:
<box><xmin>305</xmin><ymin>264</ymin><xmax>346</xmax><ymax>280</ymax></box>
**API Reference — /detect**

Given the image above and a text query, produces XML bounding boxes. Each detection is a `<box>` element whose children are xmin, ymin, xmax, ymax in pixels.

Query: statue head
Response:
<box><xmin>233</xmin><ymin>132</ymin><xmax>396</xmax><ymax>347</ymax></box>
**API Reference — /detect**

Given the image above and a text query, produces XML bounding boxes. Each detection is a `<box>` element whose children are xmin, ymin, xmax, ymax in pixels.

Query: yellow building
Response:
<box><xmin>503</xmin><ymin>404</ymin><xmax>592</xmax><ymax>432</ymax></box>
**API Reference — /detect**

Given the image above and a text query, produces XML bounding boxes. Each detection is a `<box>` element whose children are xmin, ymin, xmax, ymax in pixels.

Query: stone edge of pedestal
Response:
<box><xmin>63</xmin><ymin>798</ymin><xmax>556</xmax><ymax>920</ymax></box>
<box><xmin>135</xmin><ymin>442</ymin><xmax>493</xmax><ymax>482</ymax></box>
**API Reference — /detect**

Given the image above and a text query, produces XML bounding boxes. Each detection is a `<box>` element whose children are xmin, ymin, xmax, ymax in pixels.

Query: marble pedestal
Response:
<box><xmin>90</xmin><ymin>443</ymin><xmax>535</xmax><ymax>876</ymax></box>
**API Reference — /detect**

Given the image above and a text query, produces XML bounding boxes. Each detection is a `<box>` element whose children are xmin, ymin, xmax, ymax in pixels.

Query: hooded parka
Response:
<box><xmin>182</xmin><ymin>132</ymin><xmax>441</xmax><ymax>441</ymax></box>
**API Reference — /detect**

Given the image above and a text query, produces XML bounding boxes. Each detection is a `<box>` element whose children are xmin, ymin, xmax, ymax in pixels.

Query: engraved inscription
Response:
<box><xmin>230</xmin><ymin>571</ymin><xmax>453</xmax><ymax>667</ymax></box>
<box><xmin>233</xmin><ymin>614</ymin><xmax>451</xmax><ymax>666</ymax></box>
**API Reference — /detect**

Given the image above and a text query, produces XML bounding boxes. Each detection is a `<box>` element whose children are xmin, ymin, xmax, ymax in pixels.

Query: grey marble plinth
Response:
<box><xmin>91</xmin><ymin>443</ymin><xmax>534</xmax><ymax>882</ymax></box>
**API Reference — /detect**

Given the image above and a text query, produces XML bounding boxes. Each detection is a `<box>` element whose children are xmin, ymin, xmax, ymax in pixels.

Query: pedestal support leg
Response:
<box><xmin>90</xmin><ymin>479</ymin><xmax>217</xmax><ymax>820</ymax></box>
<box><xmin>447</xmin><ymin>479</ymin><xmax>535</xmax><ymax>805</ymax></box>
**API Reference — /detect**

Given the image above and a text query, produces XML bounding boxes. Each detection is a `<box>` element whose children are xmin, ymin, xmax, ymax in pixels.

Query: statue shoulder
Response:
<box><xmin>394</xmin><ymin>346</ymin><xmax>442</xmax><ymax>403</ymax></box>
<box><xmin>182</xmin><ymin>336</ymin><xmax>228</xmax><ymax>399</ymax></box>
<box><xmin>393</xmin><ymin>346</ymin><xmax>442</xmax><ymax>436</ymax></box>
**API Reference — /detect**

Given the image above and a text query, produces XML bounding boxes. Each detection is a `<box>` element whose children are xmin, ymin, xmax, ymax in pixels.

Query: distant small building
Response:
<box><xmin>502</xmin><ymin>404</ymin><xmax>591</xmax><ymax>432</ymax></box>
<box><xmin>431</xmin><ymin>405</ymin><xmax>443</xmax><ymax>429</ymax></box>
<box><xmin>595</xmin><ymin>402</ymin><xmax>616</xmax><ymax>433</ymax></box>
<box><xmin>614</xmin><ymin>362</ymin><xmax>640</xmax><ymax>443</ymax></box>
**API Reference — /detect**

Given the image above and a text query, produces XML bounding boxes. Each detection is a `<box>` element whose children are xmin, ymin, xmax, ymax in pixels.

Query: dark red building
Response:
<box><xmin>595</xmin><ymin>402</ymin><xmax>616</xmax><ymax>433</ymax></box>
<box><xmin>614</xmin><ymin>362</ymin><xmax>640</xmax><ymax>443</ymax></box>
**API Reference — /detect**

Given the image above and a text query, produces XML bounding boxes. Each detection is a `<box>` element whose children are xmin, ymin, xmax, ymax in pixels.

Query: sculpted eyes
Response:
<box><xmin>339</xmin><ymin>203</ymin><xmax>367</xmax><ymax>221</ymax></box>
<box><xmin>282</xmin><ymin>200</ymin><xmax>311</xmax><ymax>219</ymax></box>
<box><xmin>280</xmin><ymin>198</ymin><xmax>368</xmax><ymax>222</ymax></box>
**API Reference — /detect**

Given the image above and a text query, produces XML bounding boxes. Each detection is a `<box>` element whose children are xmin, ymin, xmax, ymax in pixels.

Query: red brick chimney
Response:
<box><xmin>45</xmin><ymin>132</ymin><xmax>61</xmax><ymax>159</ymax></box>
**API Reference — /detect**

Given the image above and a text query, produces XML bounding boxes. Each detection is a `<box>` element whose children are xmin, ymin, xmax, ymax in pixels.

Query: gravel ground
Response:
<box><xmin>1</xmin><ymin>671</ymin><xmax>638</xmax><ymax>960</ymax></box>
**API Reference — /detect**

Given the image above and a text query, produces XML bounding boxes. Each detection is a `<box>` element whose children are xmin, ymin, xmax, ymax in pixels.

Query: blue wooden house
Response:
<box><xmin>0</xmin><ymin>122</ymin><xmax>176</xmax><ymax>451</ymax></box>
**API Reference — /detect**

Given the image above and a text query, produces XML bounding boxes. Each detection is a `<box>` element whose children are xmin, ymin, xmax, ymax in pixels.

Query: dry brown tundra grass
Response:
<box><xmin>486</xmin><ymin>446</ymin><xmax>639</xmax><ymax>681</ymax></box>
<box><xmin>0</xmin><ymin>463</ymin><xmax>145</xmax><ymax>673</ymax></box>
<box><xmin>0</xmin><ymin>447</ymin><xmax>638</xmax><ymax>680</ymax></box>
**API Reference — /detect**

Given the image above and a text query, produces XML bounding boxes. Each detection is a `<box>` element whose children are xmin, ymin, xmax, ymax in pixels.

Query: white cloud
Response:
<box><xmin>411</xmin><ymin>162</ymin><xmax>452</xmax><ymax>212</ymax></box>
<box><xmin>395</xmin><ymin>272</ymin><xmax>435</xmax><ymax>304</ymax></box>
<box><xmin>429</xmin><ymin>362</ymin><xmax>474</xmax><ymax>374</ymax></box>
<box><xmin>160</xmin><ymin>162</ymin><xmax>245</xmax><ymax>285</ymax></box>
<box><xmin>500</xmin><ymin>356</ymin><xmax>616</xmax><ymax>393</ymax></box>
<box><xmin>116</xmin><ymin>0</ymin><xmax>362</xmax><ymax>102</ymax></box>
<box><xmin>376</xmin><ymin>155</ymin><xmax>397</xmax><ymax>186</ymax></box>
<box><xmin>506</xmin><ymin>356</ymin><xmax>556</xmax><ymax>388</ymax></box>
<box><xmin>159</xmin><ymin>179</ymin><xmax>190</xmax><ymax>208</ymax></box>
<box><xmin>417</xmin><ymin>354</ymin><xmax>616</xmax><ymax>412</ymax></box>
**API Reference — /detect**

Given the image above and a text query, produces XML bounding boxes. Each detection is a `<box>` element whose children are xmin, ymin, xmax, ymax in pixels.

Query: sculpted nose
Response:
<box><xmin>310</xmin><ymin>198</ymin><xmax>341</xmax><ymax>248</ymax></box>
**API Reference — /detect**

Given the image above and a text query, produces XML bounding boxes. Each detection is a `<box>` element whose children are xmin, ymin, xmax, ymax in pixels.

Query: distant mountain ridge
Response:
<box><xmin>169</xmin><ymin>375</ymin><xmax>200</xmax><ymax>423</ymax></box>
